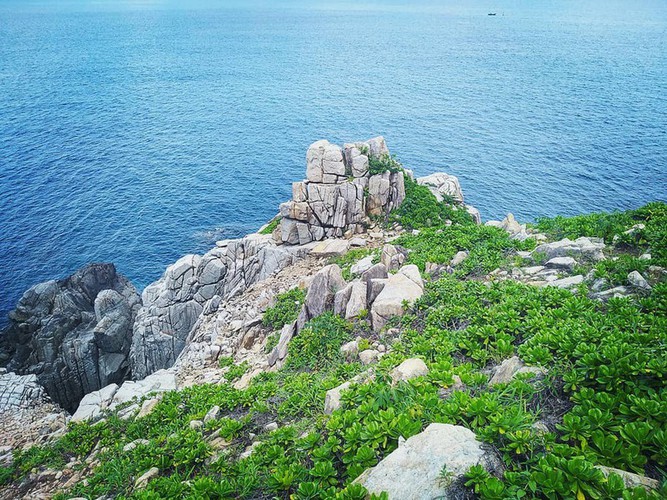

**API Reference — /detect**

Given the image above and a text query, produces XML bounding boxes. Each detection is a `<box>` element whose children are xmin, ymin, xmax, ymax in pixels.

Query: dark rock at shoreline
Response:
<box><xmin>0</xmin><ymin>263</ymin><xmax>141</xmax><ymax>413</ymax></box>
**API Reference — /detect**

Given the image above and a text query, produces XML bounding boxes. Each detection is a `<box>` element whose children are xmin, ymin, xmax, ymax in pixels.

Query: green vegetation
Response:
<box><xmin>2</xmin><ymin>160</ymin><xmax>666</xmax><ymax>499</ymax></box>
<box><xmin>367</xmin><ymin>153</ymin><xmax>403</xmax><ymax>175</ymax></box>
<box><xmin>391</xmin><ymin>176</ymin><xmax>474</xmax><ymax>229</ymax></box>
<box><xmin>262</xmin><ymin>287</ymin><xmax>306</xmax><ymax>330</ymax></box>
<box><xmin>259</xmin><ymin>216</ymin><xmax>281</xmax><ymax>235</ymax></box>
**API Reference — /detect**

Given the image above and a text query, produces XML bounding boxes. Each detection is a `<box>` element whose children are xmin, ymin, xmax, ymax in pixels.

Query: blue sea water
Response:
<box><xmin>1</xmin><ymin>0</ymin><xmax>666</xmax><ymax>325</ymax></box>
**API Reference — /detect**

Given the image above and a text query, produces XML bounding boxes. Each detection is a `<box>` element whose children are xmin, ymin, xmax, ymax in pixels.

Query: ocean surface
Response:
<box><xmin>1</xmin><ymin>0</ymin><xmax>666</xmax><ymax>324</ymax></box>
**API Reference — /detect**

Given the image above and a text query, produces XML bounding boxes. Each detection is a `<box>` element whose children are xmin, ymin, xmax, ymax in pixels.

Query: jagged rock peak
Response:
<box><xmin>278</xmin><ymin>137</ymin><xmax>406</xmax><ymax>245</ymax></box>
<box><xmin>0</xmin><ymin>263</ymin><xmax>141</xmax><ymax>413</ymax></box>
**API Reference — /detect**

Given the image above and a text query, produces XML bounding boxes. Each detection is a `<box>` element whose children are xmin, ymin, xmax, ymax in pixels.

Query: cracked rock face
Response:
<box><xmin>0</xmin><ymin>263</ymin><xmax>141</xmax><ymax>413</ymax></box>
<box><xmin>130</xmin><ymin>234</ymin><xmax>301</xmax><ymax>379</ymax></box>
<box><xmin>279</xmin><ymin>137</ymin><xmax>406</xmax><ymax>245</ymax></box>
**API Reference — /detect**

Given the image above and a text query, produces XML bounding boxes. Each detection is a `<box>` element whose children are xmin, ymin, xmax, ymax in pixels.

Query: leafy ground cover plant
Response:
<box><xmin>262</xmin><ymin>287</ymin><xmax>306</xmax><ymax>330</ymax></box>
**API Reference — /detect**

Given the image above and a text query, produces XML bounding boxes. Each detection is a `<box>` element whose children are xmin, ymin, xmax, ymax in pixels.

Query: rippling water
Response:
<box><xmin>1</xmin><ymin>0</ymin><xmax>666</xmax><ymax>324</ymax></box>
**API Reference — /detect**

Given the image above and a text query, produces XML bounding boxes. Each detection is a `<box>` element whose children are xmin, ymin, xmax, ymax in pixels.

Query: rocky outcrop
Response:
<box><xmin>0</xmin><ymin>263</ymin><xmax>140</xmax><ymax>412</ymax></box>
<box><xmin>417</xmin><ymin>172</ymin><xmax>481</xmax><ymax>224</ymax></box>
<box><xmin>355</xmin><ymin>423</ymin><xmax>503</xmax><ymax>499</ymax></box>
<box><xmin>278</xmin><ymin>137</ymin><xmax>406</xmax><ymax>245</ymax></box>
<box><xmin>130</xmin><ymin>233</ymin><xmax>302</xmax><ymax>379</ymax></box>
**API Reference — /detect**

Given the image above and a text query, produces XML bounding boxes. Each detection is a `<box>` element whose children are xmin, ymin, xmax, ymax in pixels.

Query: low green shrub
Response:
<box><xmin>262</xmin><ymin>287</ymin><xmax>306</xmax><ymax>330</ymax></box>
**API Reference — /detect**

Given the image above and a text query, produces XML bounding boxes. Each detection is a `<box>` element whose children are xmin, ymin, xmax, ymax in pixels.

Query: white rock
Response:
<box><xmin>371</xmin><ymin>265</ymin><xmax>423</xmax><ymax>331</ymax></box>
<box><xmin>545</xmin><ymin>256</ymin><xmax>577</xmax><ymax>271</ymax></box>
<box><xmin>450</xmin><ymin>251</ymin><xmax>468</xmax><ymax>267</ymax></box>
<box><xmin>135</xmin><ymin>467</ymin><xmax>159</xmax><ymax>489</ymax></box>
<box><xmin>310</xmin><ymin>238</ymin><xmax>350</xmax><ymax>257</ymax></box>
<box><xmin>391</xmin><ymin>358</ymin><xmax>428</xmax><ymax>384</ymax></box>
<box><xmin>351</xmin><ymin>256</ymin><xmax>374</xmax><ymax>275</ymax></box>
<box><xmin>359</xmin><ymin>349</ymin><xmax>380</xmax><ymax>365</ymax></box>
<box><xmin>355</xmin><ymin>423</ymin><xmax>502</xmax><ymax>499</ymax></box>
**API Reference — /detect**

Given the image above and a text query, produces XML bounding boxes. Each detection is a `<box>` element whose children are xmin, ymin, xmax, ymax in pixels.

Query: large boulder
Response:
<box><xmin>355</xmin><ymin>423</ymin><xmax>503</xmax><ymax>499</ymax></box>
<box><xmin>0</xmin><ymin>263</ymin><xmax>140</xmax><ymax>412</ymax></box>
<box><xmin>417</xmin><ymin>172</ymin><xmax>465</xmax><ymax>203</ymax></box>
<box><xmin>371</xmin><ymin>265</ymin><xmax>424</xmax><ymax>331</ymax></box>
<box><xmin>299</xmin><ymin>264</ymin><xmax>346</xmax><ymax>326</ymax></box>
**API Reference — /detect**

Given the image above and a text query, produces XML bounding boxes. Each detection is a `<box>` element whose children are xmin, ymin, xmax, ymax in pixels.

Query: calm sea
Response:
<box><xmin>1</xmin><ymin>0</ymin><xmax>666</xmax><ymax>324</ymax></box>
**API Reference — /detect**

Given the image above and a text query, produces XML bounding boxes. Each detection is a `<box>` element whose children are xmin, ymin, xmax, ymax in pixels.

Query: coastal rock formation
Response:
<box><xmin>278</xmin><ymin>137</ymin><xmax>406</xmax><ymax>245</ymax></box>
<box><xmin>130</xmin><ymin>233</ymin><xmax>302</xmax><ymax>379</ymax></box>
<box><xmin>0</xmin><ymin>263</ymin><xmax>140</xmax><ymax>412</ymax></box>
<box><xmin>417</xmin><ymin>172</ymin><xmax>482</xmax><ymax>224</ymax></box>
<box><xmin>355</xmin><ymin>423</ymin><xmax>503</xmax><ymax>499</ymax></box>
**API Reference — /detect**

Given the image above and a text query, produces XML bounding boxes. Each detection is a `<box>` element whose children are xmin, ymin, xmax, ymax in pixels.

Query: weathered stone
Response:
<box><xmin>340</xmin><ymin>340</ymin><xmax>359</xmax><ymax>361</ymax></box>
<box><xmin>359</xmin><ymin>349</ymin><xmax>380</xmax><ymax>365</ymax></box>
<box><xmin>204</xmin><ymin>405</ymin><xmax>221</xmax><ymax>423</ymax></box>
<box><xmin>381</xmin><ymin>244</ymin><xmax>406</xmax><ymax>272</ymax></box>
<box><xmin>350</xmin><ymin>256</ymin><xmax>374</xmax><ymax>275</ymax></box>
<box><xmin>489</xmin><ymin>356</ymin><xmax>545</xmax><ymax>385</ymax></box>
<box><xmin>131</xmin><ymin>234</ymin><xmax>298</xmax><ymax>380</ymax></box>
<box><xmin>135</xmin><ymin>467</ymin><xmax>159</xmax><ymax>489</ymax></box>
<box><xmin>391</xmin><ymin>358</ymin><xmax>429</xmax><ymax>384</ymax></box>
<box><xmin>546</xmin><ymin>275</ymin><xmax>584</xmax><ymax>289</ymax></box>
<box><xmin>545</xmin><ymin>256</ymin><xmax>577</xmax><ymax>271</ymax></box>
<box><xmin>0</xmin><ymin>264</ymin><xmax>140</xmax><ymax>413</ymax></box>
<box><xmin>627</xmin><ymin>271</ymin><xmax>652</xmax><ymax>291</ymax></box>
<box><xmin>534</xmin><ymin>237</ymin><xmax>605</xmax><ymax>262</ymax></box>
<box><xmin>417</xmin><ymin>172</ymin><xmax>465</xmax><ymax>203</ymax></box>
<box><xmin>371</xmin><ymin>265</ymin><xmax>423</xmax><ymax>331</ymax></box>
<box><xmin>450</xmin><ymin>251</ymin><xmax>468</xmax><ymax>267</ymax></box>
<box><xmin>310</xmin><ymin>239</ymin><xmax>350</xmax><ymax>257</ymax></box>
<box><xmin>267</xmin><ymin>322</ymin><xmax>296</xmax><ymax>367</ymax></box>
<box><xmin>355</xmin><ymin>423</ymin><xmax>503</xmax><ymax>499</ymax></box>
<box><xmin>302</xmin><ymin>265</ymin><xmax>346</xmax><ymax>321</ymax></box>
<box><xmin>345</xmin><ymin>282</ymin><xmax>368</xmax><ymax>320</ymax></box>
<box><xmin>597</xmin><ymin>466</ymin><xmax>660</xmax><ymax>492</ymax></box>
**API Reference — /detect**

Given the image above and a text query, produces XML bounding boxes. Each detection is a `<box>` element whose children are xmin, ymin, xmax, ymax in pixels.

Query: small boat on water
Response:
<box><xmin>488</xmin><ymin>13</ymin><xmax>497</xmax><ymax>16</ymax></box>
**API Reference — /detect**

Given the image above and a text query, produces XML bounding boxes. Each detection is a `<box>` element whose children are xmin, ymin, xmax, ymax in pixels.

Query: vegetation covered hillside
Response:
<box><xmin>1</xmin><ymin>162</ymin><xmax>666</xmax><ymax>500</ymax></box>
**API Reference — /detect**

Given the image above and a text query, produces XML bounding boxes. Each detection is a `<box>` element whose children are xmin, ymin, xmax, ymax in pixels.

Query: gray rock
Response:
<box><xmin>340</xmin><ymin>340</ymin><xmax>359</xmax><ymax>361</ymax></box>
<box><xmin>355</xmin><ymin>423</ymin><xmax>503</xmax><ymax>499</ymax></box>
<box><xmin>135</xmin><ymin>467</ymin><xmax>159</xmax><ymax>489</ymax></box>
<box><xmin>359</xmin><ymin>349</ymin><xmax>380</xmax><ymax>365</ymax></box>
<box><xmin>546</xmin><ymin>275</ymin><xmax>584</xmax><ymax>289</ymax></box>
<box><xmin>350</xmin><ymin>256</ymin><xmax>374</xmax><ymax>275</ymax></box>
<box><xmin>597</xmin><ymin>466</ymin><xmax>660</xmax><ymax>492</ymax></box>
<box><xmin>0</xmin><ymin>263</ymin><xmax>140</xmax><ymax>412</ymax></box>
<box><xmin>590</xmin><ymin>286</ymin><xmax>630</xmax><ymax>301</ymax></box>
<box><xmin>489</xmin><ymin>356</ymin><xmax>545</xmax><ymax>386</ymax></box>
<box><xmin>371</xmin><ymin>265</ymin><xmax>423</xmax><ymax>331</ymax></box>
<box><xmin>302</xmin><ymin>264</ymin><xmax>346</xmax><ymax>322</ymax></box>
<box><xmin>627</xmin><ymin>271</ymin><xmax>652</xmax><ymax>291</ymax></box>
<box><xmin>391</xmin><ymin>358</ymin><xmax>429</xmax><ymax>384</ymax></box>
<box><xmin>345</xmin><ymin>282</ymin><xmax>368</xmax><ymax>320</ymax></box>
<box><xmin>204</xmin><ymin>405</ymin><xmax>221</xmax><ymax>423</ymax></box>
<box><xmin>361</xmin><ymin>263</ymin><xmax>389</xmax><ymax>284</ymax></box>
<box><xmin>381</xmin><ymin>244</ymin><xmax>407</xmax><ymax>272</ymax></box>
<box><xmin>545</xmin><ymin>256</ymin><xmax>577</xmax><ymax>271</ymax></box>
<box><xmin>267</xmin><ymin>322</ymin><xmax>296</xmax><ymax>367</ymax></box>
